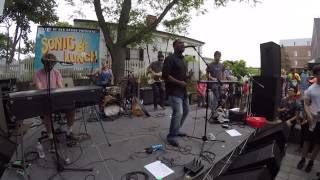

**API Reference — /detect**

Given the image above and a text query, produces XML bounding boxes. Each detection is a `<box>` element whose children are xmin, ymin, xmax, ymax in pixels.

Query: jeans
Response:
<box><xmin>151</xmin><ymin>82</ymin><xmax>164</xmax><ymax>108</ymax></box>
<box><xmin>210</xmin><ymin>84</ymin><xmax>221</xmax><ymax>110</ymax></box>
<box><xmin>167</xmin><ymin>95</ymin><xmax>189</xmax><ymax>140</ymax></box>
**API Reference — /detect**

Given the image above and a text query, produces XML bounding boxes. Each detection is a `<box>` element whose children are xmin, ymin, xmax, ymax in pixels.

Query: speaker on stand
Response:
<box><xmin>251</xmin><ymin>76</ymin><xmax>281</xmax><ymax>121</ymax></box>
<box><xmin>251</xmin><ymin>42</ymin><xmax>282</xmax><ymax>121</ymax></box>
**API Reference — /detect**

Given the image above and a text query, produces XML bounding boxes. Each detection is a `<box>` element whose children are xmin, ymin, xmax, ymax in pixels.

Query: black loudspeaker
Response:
<box><xmin>0</xmin><ymin>89</ymin><xmax>8</xmax><ymax>137</ymax></box>
<box><xmin>229</xmin><ymin>110</ymin><xmax>246</xmax><ymax>123</ymax></box>
<box><xmin>140</xmin><ymin>87</ymin><xmax>153</xmax><ymax>105</ymax></box>
<box><xmin>247</xmin><ymin>123</ymin><xmax>290</xmax><ymax>156</ymax></box>
<box><xmin>251</xmin><ymin>76</ymin><xmax>281</xmax><ymax>121</ymax></box>
<box><xmin>217</xmin><ymin>167</ymin><xmax>272</xmax><ymax>180</ymax></box>
<box><xmin>260</xmin><ymin>42</ymin><xmax>281</xmax><ymax>77</ymax></box>
<box><xmin>228</xmin><ymin>141</ymin><xmax>281</xmax><ymax>178</ymax></box>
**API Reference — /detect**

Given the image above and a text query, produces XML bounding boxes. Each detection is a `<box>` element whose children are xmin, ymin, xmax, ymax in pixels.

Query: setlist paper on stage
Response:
<box><xmin>226</xmin><ymin>129</ymin><xmax>242</xmax><ymax>137</ymax></box>
<box><xmin>145</xmin><ymin>160</ymin><xmax>174</xmax><ymax>179</ymax></box>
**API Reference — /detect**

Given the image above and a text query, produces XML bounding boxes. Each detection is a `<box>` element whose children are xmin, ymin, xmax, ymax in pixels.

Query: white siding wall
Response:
<box><xmin>99</xmin><ymin>33</ymin><xmax>204</xmax><ymax>80</ymax></box>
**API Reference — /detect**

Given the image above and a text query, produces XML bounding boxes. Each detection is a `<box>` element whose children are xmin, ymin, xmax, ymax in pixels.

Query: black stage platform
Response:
<box><xmin>1</xmin><ymin>105</ymin><xmax>255</xmax><ymax>180</ymax></box>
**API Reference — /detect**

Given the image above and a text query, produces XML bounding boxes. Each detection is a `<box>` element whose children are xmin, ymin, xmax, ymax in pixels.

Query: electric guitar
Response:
<box><xmin>147</xmin><ymin>72</ymin><xmax>162</xmax><ymax>84</ymax></box>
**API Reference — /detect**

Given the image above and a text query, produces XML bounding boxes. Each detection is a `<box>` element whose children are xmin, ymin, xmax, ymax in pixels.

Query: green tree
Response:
<box><xmin>0</xmin><ymin>0</ymin><xmax>58</xmax><ymax>64</ymax></box>
<box><xmin>223</xmin><ymin>59</ymin><xmax>249</xmax><ymax>77</ymax></box>
<box><xmin>66</xmin><ymin>0</ymin><xmax>258</xmax><ymax>83</ymax></box>
<box><xmin>55</xmin><ymin>21</ymin><xmax>73</xmax><ymax>27</ymax></box>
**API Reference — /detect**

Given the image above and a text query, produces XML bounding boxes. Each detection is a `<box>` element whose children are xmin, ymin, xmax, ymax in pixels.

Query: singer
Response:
<box><xmin>162</xmin><ymin>39</ymin><xmax>191</xmax><ymax>147</ymax></box>
<box><xmin>33</xmin><ymin>53</ymin><xmax>78</xmax><ymax>152</ymax></box>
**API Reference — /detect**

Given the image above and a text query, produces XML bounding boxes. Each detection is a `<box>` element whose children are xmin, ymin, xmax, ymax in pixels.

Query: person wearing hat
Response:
<box><xmin>297</xmin><ymin>65</ymin><xmax>320</xmax><ymax>173</ymax></box>
<box><xmin>277</xmin><ymin>87</ymin><xmax>300</xmax><ymax>127</ymax></box>
<box><xmin>147</xmin><ymin>51</ymin><xmax>165</xmax><ymax>110</ymax></box>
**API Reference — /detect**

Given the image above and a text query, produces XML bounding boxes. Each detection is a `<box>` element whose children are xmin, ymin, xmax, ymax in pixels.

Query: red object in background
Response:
<box><xmin>246</xmin><ymin>116</ymin><xmax>266</xmax><ymax>128</ymax></box>
<box><xmin>242</xmin><ymin>82</ymin><xmax>250</xmax><ymax>95</ymax></box>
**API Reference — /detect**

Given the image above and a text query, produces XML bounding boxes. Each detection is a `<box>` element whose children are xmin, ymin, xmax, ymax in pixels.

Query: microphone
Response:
<box><xmin>184</xmin><ymin>45</ymin><xmax>196</xmax><ymax>48</ymax></box>
<box><xmin>42</xmin><ymin>58</ymin><xmax>73</xmax><ymax>65</ymax></box>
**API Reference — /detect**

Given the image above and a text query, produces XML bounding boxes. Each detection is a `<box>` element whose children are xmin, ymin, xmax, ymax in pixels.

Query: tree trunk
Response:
<box><xmin>110</xmin><ymin>46</ymin><xmax>126</xmax><ymax>84</ymax></box>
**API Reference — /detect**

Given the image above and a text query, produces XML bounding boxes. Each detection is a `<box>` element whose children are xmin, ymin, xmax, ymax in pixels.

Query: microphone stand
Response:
<box><xmin>45</xmin><ymin>62</ymin><xmax>92</xmax><ymax>173</ymax></box>
<box><xmin>245</xmin><ymin>75</ymin><xmax>264</xmax><ymax>116</ymax></box>
<box><xmin>186</xmin><ymin>47</ymin><xmax>225</xmax><ymax>154</ymax></box>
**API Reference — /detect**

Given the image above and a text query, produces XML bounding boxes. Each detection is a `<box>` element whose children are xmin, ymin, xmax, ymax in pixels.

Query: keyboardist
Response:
<box><xmin>206</xmin><ymin>51</ymin><xmax>225</xmax><ymax>110</ymax></box>
<box><xmin>33</xmin><ymin>53</ymin><xmax>77</xmax><ymax>151</ymax></box>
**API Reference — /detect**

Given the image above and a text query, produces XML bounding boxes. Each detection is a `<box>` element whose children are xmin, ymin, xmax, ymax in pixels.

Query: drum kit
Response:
<box><xmin>87</xmin><ymin>73</ymin><xmax>141</xmax><ymax>119</ymax></box>
<box><xmin>103</xmin><ymin>86</ymin><xmax>122</xmax><ymax>118</ymax></box>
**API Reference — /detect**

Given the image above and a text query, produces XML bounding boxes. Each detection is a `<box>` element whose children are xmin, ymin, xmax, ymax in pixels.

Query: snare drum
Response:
<box><xmin>106</xmin><ymin>86</ymin><xmax>121</xmax><ymax>96</ymax></box>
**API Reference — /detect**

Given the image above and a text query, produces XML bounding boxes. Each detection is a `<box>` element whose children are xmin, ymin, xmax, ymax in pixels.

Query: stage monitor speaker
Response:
<box><xmin>216</xmin><ymin>167</ymin><xmax>272</xmax><ymax>180</ymax></box>
<box><xmin>260</xmin><ymin>42</ymin><xmax>281</xmax><ymax>77</ymax></box>
<box><xmin>140</xmin><ymin>87</ymin><xmax>153</xmax><ymax>105</ymax></box>
<box><xmin>251</xmin><ymin>76</ymin><xmax>281</xmax><ymax>121</ymax></box>
<box><xmin>247</xmin><ymin>123</ymin><xmax>289</xmax><ymax>156</ymax></box>
<box><xmin>228</xmin><ymin>141</ymin><xmax>281</xmax><ymax>178</ymax></box>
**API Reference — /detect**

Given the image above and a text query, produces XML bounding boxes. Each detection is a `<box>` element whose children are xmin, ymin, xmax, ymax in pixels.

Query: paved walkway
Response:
<box><xmin>276</xmin><ymin>143</ymin><xmax>320</xmax><ymax>180</ymax></box>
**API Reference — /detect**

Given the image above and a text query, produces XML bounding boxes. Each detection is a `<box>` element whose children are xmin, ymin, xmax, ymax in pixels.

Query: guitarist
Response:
<box><xmin>147</xmin><ymin>52</ymin><xmax>165</xmax><ymax>110</ymax></box>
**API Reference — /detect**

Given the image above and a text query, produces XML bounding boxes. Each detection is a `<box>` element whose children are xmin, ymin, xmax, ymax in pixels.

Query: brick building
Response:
<box><xmin>280</xmin><ymin>38</ymin><xmax>312</xmax><ymax>70</ymax></box>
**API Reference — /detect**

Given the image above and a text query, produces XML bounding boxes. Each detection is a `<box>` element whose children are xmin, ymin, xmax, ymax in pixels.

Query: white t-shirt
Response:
<box><xmin>304</xmin><ymin>83</ymin><xmax>320</xmax><ymax>115</ymax></box>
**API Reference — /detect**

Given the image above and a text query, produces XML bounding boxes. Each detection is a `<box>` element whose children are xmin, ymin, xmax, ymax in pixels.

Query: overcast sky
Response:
<box><xmin>55</xmin><ymin>0</ymin><xmax>320</xmax><ymax>67</ymax></box>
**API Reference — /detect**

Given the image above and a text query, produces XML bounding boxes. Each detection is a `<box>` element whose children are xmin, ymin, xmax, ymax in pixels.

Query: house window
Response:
<box><xmin>294</xmin><ymin>51</ymin><xmax>298</xmax><ymax>57</ymax></box>
<box><xmin>126</xmin><ymin>48</ymin><xmax>144</xmax><ymax>61</ymax></box>
<box><xmin>308</xmin><ymin>50</ymin><xmax>311</xmax><ymax>57</ymax></box>
<box><xmin>130</xmin><ymin>49</ymin><xmax>139</xmax><ymax>60</ymax></box>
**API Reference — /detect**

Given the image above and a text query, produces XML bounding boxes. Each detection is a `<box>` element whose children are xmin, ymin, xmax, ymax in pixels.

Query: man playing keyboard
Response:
<box><xmin>34</xmin><ymin>53</ymin><xmax>77</xmax><ymax>151</ymax></box>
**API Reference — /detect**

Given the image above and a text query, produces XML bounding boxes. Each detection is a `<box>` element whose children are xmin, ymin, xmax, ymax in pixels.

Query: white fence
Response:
<box><xmin>0</xmin><ymin>59</ymin><xmax>146</xmax><ymax>82</ymax></box>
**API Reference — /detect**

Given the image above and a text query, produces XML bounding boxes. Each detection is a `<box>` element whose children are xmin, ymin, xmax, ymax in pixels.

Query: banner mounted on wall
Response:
<box><xmin>34</xmin><ymin>26</ymin><xmax>100</xmax><ymax>70</ymax></box>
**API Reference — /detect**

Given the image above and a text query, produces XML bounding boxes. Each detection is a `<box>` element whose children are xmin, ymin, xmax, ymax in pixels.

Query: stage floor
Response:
<box><xmin>1</xmin><ymin>105</ymin><xmax>254</xmax><ymax>180</ymax></box>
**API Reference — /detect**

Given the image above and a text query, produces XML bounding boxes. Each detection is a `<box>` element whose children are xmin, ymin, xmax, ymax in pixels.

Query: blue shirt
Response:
<box><xmin>97</xmin><ymin>70</ymin><xmax>112</xmax><ymax>86</ymax></box>
<box><xmin>300</xmin><ymin>72</ymin><xmax>309</xmax><ymax>91</ymax></box>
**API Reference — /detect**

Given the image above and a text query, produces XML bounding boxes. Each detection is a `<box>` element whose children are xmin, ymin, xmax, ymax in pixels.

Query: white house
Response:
<box><xmin>73</xmin><ymin>19</ymin><xmax>205</xmax><ymax>80</ymax></box>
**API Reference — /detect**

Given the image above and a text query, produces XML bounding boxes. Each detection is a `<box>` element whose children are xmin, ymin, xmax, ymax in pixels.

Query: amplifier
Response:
<box><xmin>140</xmin><ymin>87</ymin><xmax>153</xmax><ymax>105</ymax></box>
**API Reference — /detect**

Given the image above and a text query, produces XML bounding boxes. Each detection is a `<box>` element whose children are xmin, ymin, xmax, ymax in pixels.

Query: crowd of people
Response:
<box><xmin>278</xmin><ymin>66</ymin><xmax>320</xmax><ymax>173</ymax></box>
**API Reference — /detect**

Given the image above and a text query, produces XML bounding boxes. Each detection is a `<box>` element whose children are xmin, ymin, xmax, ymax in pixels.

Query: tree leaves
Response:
<box><xmin>0</xmin><ymin>0</ymin><xmax>58</xmax><ymax>63</ymax></box>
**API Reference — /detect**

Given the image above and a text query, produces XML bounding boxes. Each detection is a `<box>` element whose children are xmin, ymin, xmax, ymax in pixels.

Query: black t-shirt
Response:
<box><xmin>162</xmin><ymin>54</ymin><xmax>187</xmax><ymax>97</ymax></box>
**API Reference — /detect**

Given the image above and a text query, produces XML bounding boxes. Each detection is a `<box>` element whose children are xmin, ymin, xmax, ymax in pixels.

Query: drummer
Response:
<box><xmin>92</xmin><ymin>60</ymin><xmax>114</xmax><ymax>118</ymax></box>
<box><xmin>92</xmin><ymin>60</ymin><xmax>113</xmax><ymax>89</ymax></box>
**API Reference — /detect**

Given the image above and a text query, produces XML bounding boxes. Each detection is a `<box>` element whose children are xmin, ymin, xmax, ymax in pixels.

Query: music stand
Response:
<box><xmin>186</xmin><ymin>47</ymin><xmax>225</xmax><ymax>153</ymax></box>
<box><xmin>43</xmin><ymin>60</ymin><xmax>92</xmax><ymax>173</ymax></box>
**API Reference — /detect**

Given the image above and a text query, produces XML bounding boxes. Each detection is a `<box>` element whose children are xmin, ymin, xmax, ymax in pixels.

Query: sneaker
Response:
<box><xmin>305</xmin><ymin>160</ymin><xmax>314</xmax><ymax>173</ymax></box>
<box><xmin>48</xmin><ymin>139</ymin><xmax>56</xmax><ymax>153</ymax></box>
<box><xmin>167</xmin><ymin>139</ymin><xmax>179</xmax><ymax>147</ymax></box>
<box><xmin>297</xmin><ymin>159</ymin><xmax>306</xmax><ymax>170</ymax></box>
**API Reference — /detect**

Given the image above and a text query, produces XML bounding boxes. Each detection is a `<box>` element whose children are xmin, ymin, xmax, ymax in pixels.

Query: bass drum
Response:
<box><xmin>104</xmin><ymin>100</ymin><xmax>121</xmax><ymax>118</ymax></box>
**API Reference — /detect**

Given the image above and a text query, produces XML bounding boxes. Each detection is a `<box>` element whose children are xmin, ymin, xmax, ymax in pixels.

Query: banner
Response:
<box><xmin>34</xmin><ymin>26</ymin><xmax>100</xmax><ymax>70</ymax></box>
